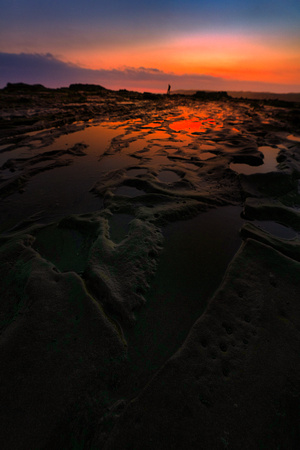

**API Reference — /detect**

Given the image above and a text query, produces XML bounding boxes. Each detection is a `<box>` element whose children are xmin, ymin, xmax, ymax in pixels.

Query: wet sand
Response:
<box><xmin>0</xmin><ymin>85</ymin><xmax>300</xmax><ymax>448</ymax></box>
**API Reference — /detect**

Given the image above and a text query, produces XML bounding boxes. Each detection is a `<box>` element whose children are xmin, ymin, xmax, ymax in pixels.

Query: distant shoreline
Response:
<box><xmin>171</xmin><ymin>89</ymin><xmax>300</xmax><ymax>102</ymax></box>
<box><xmin>1</xmin><ymin>82</ymin><xmax>300</xmax><ymax>104</ymax></box>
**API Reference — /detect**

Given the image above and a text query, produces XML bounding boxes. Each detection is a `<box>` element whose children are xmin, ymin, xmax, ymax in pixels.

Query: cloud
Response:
<box><xmin>0</xmin><ymin>52</ymin><xmax>299</xmax><ymax>93</ymax></box>
<box><xmin>0</xmin><ymin>52</ymin><xmax>99</xmax><ymax>88</ymax></box>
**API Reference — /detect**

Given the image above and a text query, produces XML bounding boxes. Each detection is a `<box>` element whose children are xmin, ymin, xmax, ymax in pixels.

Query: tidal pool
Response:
<box><xmin>170</xmin><ymin>120</ymin><xmax>207</xmax><ymax>133</ymax></box>
<box><xmin>114</xmin><ymin>186</ymin><xmax>146</xmax><ymax>197</ymax></box>
<box><xmin>0</xmin><ymin>146</ymin><xmax>32</xmax><ymax>166</ymax></box>
<box><xmin>252</xmin><ymin>220</ymin><xmax>299</xmax><ymax>240</ymax></box>
<box><xmin>157</xmin><ymin>170</ymin><xmax>181</xmax><ymax>183</ymax></box>
<box><xmin>145</xmin><ymin>155</ymin><xmax>170</xmax><ymax>165</ymax></box>
<box><xmin>199</xmin><ymin>152</ymin><xmax>216</xmax><ymax>160</ymax></box>
<box><xmin>109</xmin><ymin>213</ymin><xmax>134</xmax><ymax>243</ymax></box>
<box><xmin>287</xmin><ymin>134</ymin><xmax>300</xmax><ymax>143</ymax></box>
<box><xmin>230</xmin><ymin>146</ymin><xmax>279</xmax><ymax>175</ymax></box>
<box><xmin>169</xmin><ymin>106</ymin><xmax>224</xmax><ymax>134</ymax></box>
<box><xmin>126</xmin><ymin>168</ymin><xmax>147</xmax><ymax>176</ymax></box>
<box><xmin>125</xmin><ymin>205</ymin><xmax>245</xmax><ymax>392</ymax></box>
<box><xmin>199</xmin><ymin>144</ymin><xmax>216</xmax><ymax>151</ymax></box>
<box><xmin>0</xmin><ymin>122</ymin><xmax>125</xmax><ymax>230</ymax></box>
<box><xmin>99</xmin><ymin>154</ymin><xmax>136</xmax><ymax>172</ymax></box>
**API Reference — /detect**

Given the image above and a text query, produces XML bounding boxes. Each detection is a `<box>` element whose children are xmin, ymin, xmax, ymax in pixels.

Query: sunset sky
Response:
<box><xmin>1</xmin><ymin>0</ymin><xmax>300</xmax><ymax>92</ymax></box>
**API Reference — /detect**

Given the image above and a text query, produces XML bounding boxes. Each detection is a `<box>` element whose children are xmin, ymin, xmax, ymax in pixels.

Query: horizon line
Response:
<box><xmin>1</xmin><ymin>82</ymin><xmax>300</xmax><ymax>97</ymax></box>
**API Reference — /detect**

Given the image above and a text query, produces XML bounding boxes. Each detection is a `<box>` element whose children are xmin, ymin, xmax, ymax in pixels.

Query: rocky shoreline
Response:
<box><xmin>0</xmin><ymin>84</ymin><xmax>300</xmax><ymax>449</ymax></box>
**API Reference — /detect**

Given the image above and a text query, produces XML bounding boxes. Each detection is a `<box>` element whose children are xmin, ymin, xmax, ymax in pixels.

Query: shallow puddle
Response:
<box><xmin>126</xmin><ymin>138</ymin><xmax>148</xmax><ymax>153</ymax></box>
<box><xmin>0</xmin><ymin>163</ymin><xmax>104</xmax><ymax>232</ymax></box>
<box><xmin>43</xmin><ymin>122</ymin><xmax>124</xmax><ymax>155</ymax></box>
<box><xmin>157</xmin><ymin>170</ymin><xmax>181</xmax><ymax>183</ymax></box>
<box><xmin>125</xmin><ymin>205</ymin><xmax>244</xmax><ymax>392</ymax></box>
<box><xmin>0</xmin><ymin>146</ymin><xmax>32</xmax><ymax>166</ymax></box>
<box><xmin>114</xmin><ymin>186</ymin><xmax>145</xmax><ymax>197</ymax></box>
<box><xmin>126</xmin><ymin>168</ymin><xmax>147</xmax><ymax>176</ymax></box>
<box><xmin>99</xmin><ymin>154</ymin><xmax>136</xmax><ymax>172</ymax></box>
<box><xmin>252</xmin><ymin>220</ymin><xmax>299</xmax><ymax>240</ymax></box>
<box><xmin>230</xmin><ymin>146</ymin><xmax>279</xmax><ymax>174</ymax></box>
<box><xmin>146</xmin><ymin>155</ymin><xmax>170</xmax><ymax>165</ymax></box>
<box><xmin>170</xmin><ymin>120</ymin><xmax>207</xmax><ymax>133</ymax></box>
<box><xmin>287</xmin><ymin>134</ymin><xmax>300</xmax><ymax>142</ymax></box>
<box><xmin>146</xmin><ymin>130</ymin><xmax>171</xmax><ymax>141</ymax></box>
<box><xmin>184</xmin><ymin>162</ymin><xmax>199</xmax><ymax>170</ymax></box>
<box><xmin>0</xmin><ymin>122</ymin><xmax>127</xmax><ymax>230</ymax></box>
<box><xmin>109</xmin><ymin>214</ymin><xmax>134</xmax><ymax>243</ymax></box>
<box><xmin>199</xmin><ymin>152</ymin><xmax>216</xmax><ymax>160</ymax></box>
<box><xmin>199</xmin><ymin>144</ymin><xmax>216</xmax><ymax>151</ymax></box>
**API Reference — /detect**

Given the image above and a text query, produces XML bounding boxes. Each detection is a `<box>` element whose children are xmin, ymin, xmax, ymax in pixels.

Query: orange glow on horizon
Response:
<box><xmin>59</xmin><ymin>30</ymin><xmax>300</xmax><ymax>87</ymax></box>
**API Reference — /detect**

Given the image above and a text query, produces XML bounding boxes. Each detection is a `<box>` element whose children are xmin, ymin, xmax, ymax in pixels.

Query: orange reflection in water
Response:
<box><xmin>170</xmin><ymin>120</ymin><xmax>207</xmax><ymax>132</ymax></box>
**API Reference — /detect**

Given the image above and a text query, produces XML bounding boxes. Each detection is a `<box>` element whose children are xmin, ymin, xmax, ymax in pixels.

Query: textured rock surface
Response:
<box><xmin>0</xmin><ymin>236</ymin><xmax>126</xmax><ymax>448</ymax></box>
<box><xmin>0</xmin><ymin>87</ymin><xmax>300</xmax><ymax>448</ymax></box>
<box><xmin>103</xmin><ymin>239</ymin><xmax>300</xmax><ymax>450</ymax></box>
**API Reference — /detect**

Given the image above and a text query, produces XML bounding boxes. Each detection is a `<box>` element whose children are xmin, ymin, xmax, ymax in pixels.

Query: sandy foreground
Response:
<box><xmin>0</xmin><ymin>85</ymin><xmax>300</xmax><ymax>449</ymax></box>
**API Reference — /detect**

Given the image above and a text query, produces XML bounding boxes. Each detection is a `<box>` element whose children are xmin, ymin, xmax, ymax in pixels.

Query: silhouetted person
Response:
<box><xmin>167</xmin><ymin>84</ymin><xmax>171</xmax><ymax>95</ymax></box>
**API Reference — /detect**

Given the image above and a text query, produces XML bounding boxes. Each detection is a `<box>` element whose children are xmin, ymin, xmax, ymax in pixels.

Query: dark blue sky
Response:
<box><xmin>2</xmin><ymin>1</ymin><xmax>299</xmax><ymax>30</ymax></box>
